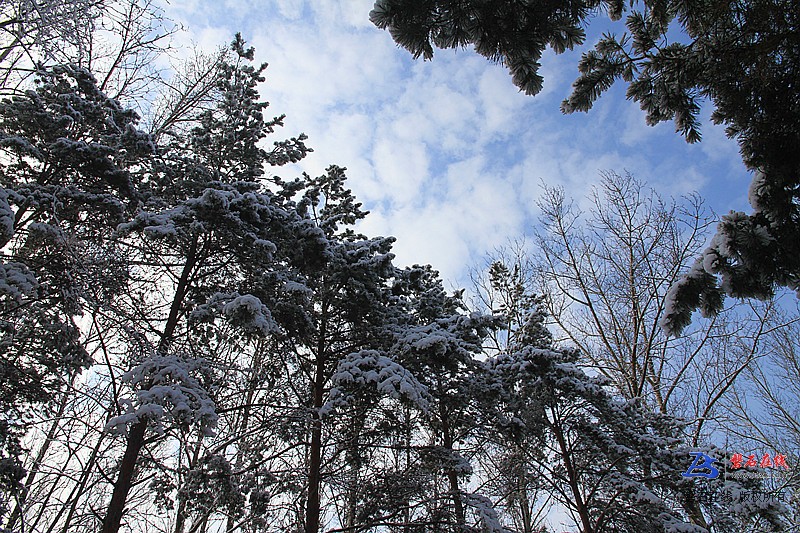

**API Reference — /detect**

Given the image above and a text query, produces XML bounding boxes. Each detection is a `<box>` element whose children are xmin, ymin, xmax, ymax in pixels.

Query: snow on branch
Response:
<box><xmin>0</xmin><ymin>262</ymin><xmax>38</xmax><ymax>303</ymax></box>
<box><xmin>323</xmin><ymin>349</ymin><xmax>430</xmax><ymax>415</ymax></box>
<box><xmin>0</xmin><ymin>189</ymin><xmax>14</xmax><ymax>245</ymax></box>
<box><xmin>106</xmin><ymin>353</ymin><xmax>217</xmax><ymax>436</ymax></box>
<box><xmin>464</xmin><ymin>493</ymin><xmax>512</xmax><ymax>533</ymax></box>
<box><xmin>191</xmin><ymin>291</ymin><xmax>279</xmax><ymax>336</ymax></box>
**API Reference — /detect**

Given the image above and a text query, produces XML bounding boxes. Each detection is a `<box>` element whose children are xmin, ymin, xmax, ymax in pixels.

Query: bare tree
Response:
<box><xmin>0</xmin><ymin>0</ymin><xmax>177</xmax><ymax>105</ymax></box>
<box><xmin>0</xmin><ymin>0</ymin><xmax>99</xmax><ymax>89</ymax></box>
<box><xmin>724</xmin><ymin>305</ymin><xmax>800</xmax><ymax>529</ymax></box>
<box><xmin>527</xmin><ymin>171</ymin><xmax>770</xmax><ymax>440</ymax></box>
<box><xmin>144</xmin><ymin>46</ymin><xmax>228</xmax><ymax>143</ymax></box>
<box><xmin>465</xmin><ymin>172</ymin><xmax>790</xmax><ymax>531</ymax></box>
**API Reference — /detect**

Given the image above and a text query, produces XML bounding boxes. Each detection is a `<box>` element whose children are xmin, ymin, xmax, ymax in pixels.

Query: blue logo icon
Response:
<box><xmin>682</xmin><ymin>452</ymin><xmax>720</xmax><ymax>479</ymax></box>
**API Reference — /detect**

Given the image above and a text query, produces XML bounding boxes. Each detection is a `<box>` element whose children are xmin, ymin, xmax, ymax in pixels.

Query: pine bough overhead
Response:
<box><xmin>371</xmin><ymin>0</ymin><xmax>800</xmax><ymax>334</ymax></box>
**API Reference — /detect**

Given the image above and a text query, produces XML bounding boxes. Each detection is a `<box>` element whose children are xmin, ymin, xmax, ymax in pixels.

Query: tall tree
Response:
<box><xmin>530</xmin><ymin>172</ymin><xmax>773</xmax><ymax>440</ymax></box>
<box><xmin>370</xmin><ymin>0</ymin><xmax>800</xmax><ymax>329</ymax></box>
<box><xmin>326</xmin><ymin>263</ymin><xmax>507</xmax><ymax>533</ymax></box>
<box><xmin>0</xmin><ymin>61</ymin><xmax>152</xmax><ymax>526</ymax></box>
<box><xmin>97</xmin><ymin>34</ymin><xmax>317</xmax><ymax>533</ymax></box>
<box><xmin>469</xmin><ymin>253</ymin><xmax>553</xmax><ymax>533</ymax></box>
<box><xmin>473</xmin><ymin>250</ymin><xmax>786</xmax><ymax>532</ymax></box>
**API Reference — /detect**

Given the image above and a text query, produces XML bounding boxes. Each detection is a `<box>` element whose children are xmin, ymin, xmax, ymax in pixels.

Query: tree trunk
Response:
<box><xmin>403</xmin><ymin>405</ymin><xmax>412</xmax><ymax>533</ymax></box>
<box><xmin>551</xmin><ymin>415</ymin><xmax>593</xmax><ymax>533</ymax></box>
<box><xmin>305</xmin><ymin>357</ymin><xmax>325</xmax><ymax>533</ymax></box>
<box><xmin>306</xmin><ymin>314</ymin><xmax>327</xmax><ymax>533</ymax></box>
<box><xmin>519</xmin><ymin>484</ymin><xmax>533</xmax><ymax>533</ymax></box>
<box><xmin>100</xmin><ymin>420</ymin><xmax>147</xmax><ymax>533</ymax></box>
<box><xmin>440</xmin><ymin>406</ymin><xmax>465</xmax><ymax>528</ymax></box>
<box><xmin>343</xmin><ymin>413</ymin><xmax>365</xmax><ymax>530</ymax></box>
<box><xmin>225</xmin><ymin>344</ymin><xmax>262</xmax><ymax>532</ymax></box>
<box><xmin>100</xmin><ymin>237</ymin><xmax>198</xmax><ymax>533</ymax></box>
<box><xmin>174</xmin><ymin>437</ymin><xmax>203</xmax><ymax>533</ymax></box>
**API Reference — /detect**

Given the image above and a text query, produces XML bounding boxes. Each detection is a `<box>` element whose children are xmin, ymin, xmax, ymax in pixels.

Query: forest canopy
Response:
<box><xmin>0</xmin><ymin>1</ymin><xmax>797</xmax><ymax>532</ymax></box>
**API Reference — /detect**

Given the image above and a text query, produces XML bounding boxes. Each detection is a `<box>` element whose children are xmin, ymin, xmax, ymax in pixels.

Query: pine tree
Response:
<box><xmin>370</xmin><ymin>0</ymin><xmax>610</xmax><ymax>96</ymax></box>
<box><xmin>477</xmin><ymin>253</ymin><xmax>786</xmax><ymax>532</ymax></box>
<box><xmin>386</xmin><ymin>267</ymin><xmax>498</xmax><ymax>531</ymax></box>
<box><xmin>324</xmin><ymin>263</ymin><xmax>507</xmax><ymax>532</ymax></box>
<box><xmin>97</xmin><ymin>35</ymin><xmax>321</xmax><ymax>533</ymax></box>
<box><xmin>469</xmin><ymin>254</ymin><xmax>553</xmax><ymax>532</ymax></box>
<box><xmin>285</xmin><ymin>167</ymin><xmax>401</xmax><ymax>533</ymax></box>
<box><xmin>0</xmin><ymin>63</ymin><xmax>152</xmax><ymax>523</ymax></box>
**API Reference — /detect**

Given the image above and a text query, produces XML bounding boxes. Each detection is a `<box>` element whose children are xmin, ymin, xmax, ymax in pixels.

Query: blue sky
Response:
<box><xmin>166</xmin><ymin>0</ymin><xmax>752</xmax><ymax>286</ymax></box>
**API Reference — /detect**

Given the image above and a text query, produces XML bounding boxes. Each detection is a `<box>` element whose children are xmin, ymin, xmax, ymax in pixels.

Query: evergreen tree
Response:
<box><xmin>470</xmin><ymin>254</ymin><xmax>553</xmax><ymax>532</ymax></box>
<box><xmin>325</xmin><ymin>264</ymin><xmax>505</xmax><ymax>533</ymax></box>
<box><xmin>97</xmin><ymin>35</ymin><xmax>322</xmax><ymax>533</ymax></box>
<box><xmin>388</xmin><ymin>270</ymin><xmax>497</xmax><ymax>531</ymax></box>
<box><xmin>473</xmin><ymin>252</ymin><xmax>786</xmax><ymax>532</ymax></box>
<box><xmin>0</xmin><ymin>62</ymin><xmax>152</xmax><ymax>523</ymax></box>
<box><xmin>0</xmin><ymin>31</ymin><xmax>500</xmax><ymax>533</ymax></box>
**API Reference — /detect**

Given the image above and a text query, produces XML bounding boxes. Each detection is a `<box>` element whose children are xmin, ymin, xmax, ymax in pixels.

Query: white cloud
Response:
<box><xmin>274</xmin><ymin>0</ymin><xmax>305</xmax><ymax>20</ymax></box>
<box><xmin>163</xmin><ymin>0</ymin><xmax>750</xmax><ymax>287</ymax></box>
<box><xmin>371</xmin><ymin>137</ymin><xmax>430</xmax><ymax>207</ymax></box>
